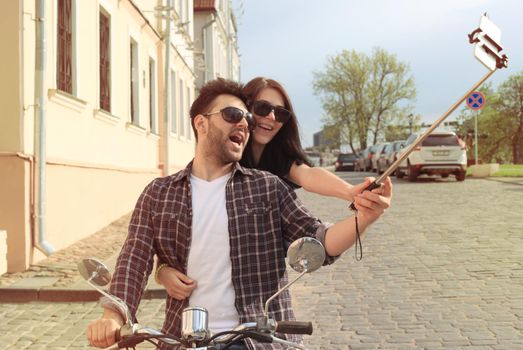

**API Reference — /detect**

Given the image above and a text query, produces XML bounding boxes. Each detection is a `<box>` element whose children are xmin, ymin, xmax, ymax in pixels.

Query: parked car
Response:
<box><xmin>335</xmin><ymin>153</ymin><xmax>358</xmax><ymax>171</ymax></box>
<box><xmin>355</xmin><ymin>148</ymin><xmax>365</xmax><ymax>172</ymax></box>
<box><xmin>355</xmin><ymin>146</ymin><xmax>369</xmax><ymax>172</ymax></box>
<box><xmin>376</xmin><ymin>140</ymin><xmax>405</xmax><ymax>174</ymax></box>
<box><xmin>370</xmin><ymin>142</ymin><xmax>389</xmax><ymax>173</ymax></box>
<box><xmin>305</xmin><ymin>151</ymin><xmax>322</xmax><ymax>167</ymax></box>
<box><xmin>396</xmin><ymin>131</ymin><xmax>467</xmax><ymax>182</ymax></box>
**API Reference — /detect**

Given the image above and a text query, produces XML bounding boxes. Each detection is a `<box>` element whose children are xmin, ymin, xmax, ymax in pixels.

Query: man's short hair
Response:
<box><xmin>190</xmin><ymin>78</ymin><xmax>247</xmax><ymax>139</ymax></box>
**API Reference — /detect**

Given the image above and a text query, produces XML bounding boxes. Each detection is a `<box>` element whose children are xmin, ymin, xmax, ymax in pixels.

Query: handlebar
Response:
<box><xmin>275</xmin><ymin>321</ymin><xmax>313</xmax><ymax>335</ymax></box>
<box><xmin>81</xmin><ymin>243</ymin><xmax>321</xmax><ymax>350</ymax></box>
<box><xmin>102</xmin><ymin>320</ymin><xmax>312</xmax><ymax>349</ymax></box>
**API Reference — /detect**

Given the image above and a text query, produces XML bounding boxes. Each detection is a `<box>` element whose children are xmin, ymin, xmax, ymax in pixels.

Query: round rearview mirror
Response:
<box><xmin>77</xmin><ymin>258</ymin><xmax>112</xmax><ymax>287</ymax></box>
<box><xmin>287</xmin><ymin>237</ymin><xmax>325</xmax><ymax>273</ymax></box>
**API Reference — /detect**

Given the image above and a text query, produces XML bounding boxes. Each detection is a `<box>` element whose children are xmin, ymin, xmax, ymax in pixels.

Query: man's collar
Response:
<box><xmin>170</xmin><ymin>160</ymin><xmax>256</xmax><ymax>183</ymax></box>
<box><xmin>231</xmin><ymin>161</ymin><xmax>256</xmax><ymax>177</ymax></box>
<box><xmin>168</xmin><ymin>161</ymin><xmax>193</xmax><ymax>183</ymax></box>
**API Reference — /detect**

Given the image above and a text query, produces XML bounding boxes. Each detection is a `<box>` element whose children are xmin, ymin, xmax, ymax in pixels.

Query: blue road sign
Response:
<box><xmin>466</xmin><ymin>91</ymin><xmax>486</xmax><ymax>110</ymax></box>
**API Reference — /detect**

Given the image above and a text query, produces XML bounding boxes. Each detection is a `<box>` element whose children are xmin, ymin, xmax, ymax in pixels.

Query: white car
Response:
<box><xmin>377</xmin><ymin>140</ymin><xmax>405</xmax><ymax>174</ymax></box>
<box><xmin>305</xmin><ymin>151</ymin><xmax>322</xmax><ymax>167</ymax></box>
<box><xmin>395</xmin><ymin>131</ymin><xmax>467</xmax><ymax>182</ymax></box>
<box><xmin>370</xmin><ymin>142</ymin><xmax>389</xmax><ymax>173</ymax></box>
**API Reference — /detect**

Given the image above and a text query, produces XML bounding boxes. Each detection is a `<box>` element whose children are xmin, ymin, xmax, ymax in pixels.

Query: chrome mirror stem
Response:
<box><xmin>264</xmin><ymin>269</ymin><xmax>307</xmax><ymax>316</ymax></box>
<box><xmin>85</xmin><ymin>279</ymin><xmax>133</xmax><ymax>326</ymax></box>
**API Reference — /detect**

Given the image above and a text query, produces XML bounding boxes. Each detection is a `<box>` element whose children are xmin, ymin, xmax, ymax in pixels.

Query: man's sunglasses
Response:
<box><xmin>203</xmin><ymin>107</ymin><xmax>256</xmax><ymax>132</ymax></box>
<box><xmin>252</xmin><ymin>100</ymin><xmax>293</xmax><ymax>124</ymax></box>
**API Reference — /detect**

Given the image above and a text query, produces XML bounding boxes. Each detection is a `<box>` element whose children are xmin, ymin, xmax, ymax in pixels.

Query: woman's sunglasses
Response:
<box><xmin>203</xmin><ymin>107</ymin><xmax>256</xmax><ymax>132</ymax></box>
<box><xmin>252</xmin><ymin>100</ymin><xmax>293</xmax><ymax>124</ymax></box>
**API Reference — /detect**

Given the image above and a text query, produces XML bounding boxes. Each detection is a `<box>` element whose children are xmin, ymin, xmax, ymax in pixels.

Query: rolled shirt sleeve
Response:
<box><xmin>276</xmin><ymin>178</ymin><xmax>339</xmax><ymax>265</ymax></box>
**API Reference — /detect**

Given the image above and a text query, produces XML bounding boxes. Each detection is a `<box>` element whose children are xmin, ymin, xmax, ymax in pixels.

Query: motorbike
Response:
<box><xmin>78</xmin><ymin>237</ymin><xmax>326</xmax><ymax>350</ymax></box>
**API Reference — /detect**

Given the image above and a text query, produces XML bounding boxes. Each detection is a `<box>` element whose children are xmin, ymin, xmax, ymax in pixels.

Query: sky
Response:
<box><xmin>232</xmin><ymin>0</ymin><xmax>522</xmax><ymax>147</ymax></box>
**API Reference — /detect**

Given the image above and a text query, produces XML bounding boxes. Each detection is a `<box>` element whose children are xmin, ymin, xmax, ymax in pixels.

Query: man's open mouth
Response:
<box><xmin>229</xmin><ymin>132</ymin><xmax>245</xmax><ymax>146</ymax></box>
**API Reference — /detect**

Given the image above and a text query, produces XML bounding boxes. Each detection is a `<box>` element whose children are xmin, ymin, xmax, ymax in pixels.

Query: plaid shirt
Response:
<box><xmin>108</xmin><ymin>161</ymin><xmax>336</xmax><ymax>349</ymax></box>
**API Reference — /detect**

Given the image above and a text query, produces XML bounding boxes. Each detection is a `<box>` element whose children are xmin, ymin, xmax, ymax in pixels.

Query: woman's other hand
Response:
<box><xmin>157</xmin><ymin>266</ymin><xmax>197</xmax><ymax>300</ymax></box>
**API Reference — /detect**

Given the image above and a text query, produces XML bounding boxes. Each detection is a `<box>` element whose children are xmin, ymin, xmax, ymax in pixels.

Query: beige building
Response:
<box><xmin>0</xmin><ymin>0</ymin><xmax>240</xmax><ymax>273</ymax></box>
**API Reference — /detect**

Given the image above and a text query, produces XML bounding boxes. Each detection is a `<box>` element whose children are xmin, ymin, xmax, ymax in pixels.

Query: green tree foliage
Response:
<box><xmin>457</xmin><ymin>72</ymin><xmax>523</xmax><ymax>164</ymax></box>
<box><xmin>313</xmin><ymin>48</ymin><xmax>416</xmax><ymax>150</ymax></box>
<box><xmin>383</xmin><ymin>112</ymin><xmax>422</xmax><ymax>142</ymax></box>
<box><xmin>497</xmin><ymin>72</ymin><xmax>523</xmax><ymax>164</ymax></box>
<box><xmin>457</xmin><ymin>84</ymin><xmax>505</xmax><ymax>163</ymax></box>
<box><xmin>320</xmin><ymin>123</ymin><xmax>341</xmax><ymax>150</ymax></box>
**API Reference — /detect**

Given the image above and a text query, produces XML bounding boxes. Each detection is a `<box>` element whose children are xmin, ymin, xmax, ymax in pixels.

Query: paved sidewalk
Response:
<box><xmin>0</xmin><ymin>213</ymin><xmax>166</xmax><ymax>302</ymax></box>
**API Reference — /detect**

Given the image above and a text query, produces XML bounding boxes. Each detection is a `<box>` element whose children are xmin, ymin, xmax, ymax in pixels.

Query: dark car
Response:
<box><xmin>335</xmin><ymin>153</ymin><xmax>358</xmax><ymax>171</ymax></box>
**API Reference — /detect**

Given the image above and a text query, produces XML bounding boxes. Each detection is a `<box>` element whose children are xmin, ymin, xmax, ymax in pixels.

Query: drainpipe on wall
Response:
<box><xmin>34</xmin><ymin>0</ymin><xmax>54</xmax><ymax>255</ymax></box>
<box><xmin>202</xmin><ymin>14</ymin><xmax>216</xmax><ymax>83</ymax></box>
<box><xmin>162</xmin><ymin>0</ymin><xmax>172</xmax><ymax>176</ymax></box>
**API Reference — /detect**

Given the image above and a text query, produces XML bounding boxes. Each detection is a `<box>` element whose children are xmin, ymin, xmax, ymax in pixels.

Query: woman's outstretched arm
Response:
<box><xmin>288</xmin><ymin>162</ymin><xmax>360</xmax><ymax>201</ymax></box>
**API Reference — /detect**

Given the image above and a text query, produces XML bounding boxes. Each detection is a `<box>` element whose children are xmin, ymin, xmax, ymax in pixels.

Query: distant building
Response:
<box><xmin>313</xmin><ymin>127</ymin><xmax>337</xmax><ymax>149</ymax></box>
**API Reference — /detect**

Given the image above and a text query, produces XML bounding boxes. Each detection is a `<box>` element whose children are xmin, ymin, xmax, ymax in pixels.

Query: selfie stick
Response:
<box><xmin>349</xmin><ymin>13</ymin><xmax>508</xmax><ymax>211</ymax></box>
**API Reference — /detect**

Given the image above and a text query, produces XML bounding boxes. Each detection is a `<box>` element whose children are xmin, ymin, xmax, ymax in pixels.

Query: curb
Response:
<box><xmin>0</xmin><ymin>287</ymin><xmax>167</xmax><ymax>303</ymax></box>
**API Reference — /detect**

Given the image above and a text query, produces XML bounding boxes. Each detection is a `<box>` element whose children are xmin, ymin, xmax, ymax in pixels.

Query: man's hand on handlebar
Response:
<box><xmin>157</xmin><ymin>266</ymin><xmax>197</xmax><ymax>300</ymax></box>
<box><xmin>86</xmin><ymin>308</ymin><xmax>124</xmax><ymax>348</ymax></box>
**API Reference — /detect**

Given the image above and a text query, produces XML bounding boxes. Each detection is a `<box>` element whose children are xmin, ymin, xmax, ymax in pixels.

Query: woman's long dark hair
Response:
<box><xmin>241</xmin><ymin>77</ymin><xmax>311</xmax><ymax>179</ymax></box>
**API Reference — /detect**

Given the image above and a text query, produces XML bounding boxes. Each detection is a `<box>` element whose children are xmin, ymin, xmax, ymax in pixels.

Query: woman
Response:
<box><xmin>155</xmin><ymin>77</ymin><xmax>382</xmax><ymax>299</ymax></box>
<box><xmin>241</xmin><ymin>77</ymin><xmax>359</xmax><ymax>200</ymax></box>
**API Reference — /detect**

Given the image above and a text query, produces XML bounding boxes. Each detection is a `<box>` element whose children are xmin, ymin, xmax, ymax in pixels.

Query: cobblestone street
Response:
<box><xmin>292</xmin><ymin>174</ymin><xmax>523</xmax><ymax>349</ymax></box>
<box><xmin>1</xmin><ymin>174</ymin><xmax>522</xmax><ymax>349</ymax></box>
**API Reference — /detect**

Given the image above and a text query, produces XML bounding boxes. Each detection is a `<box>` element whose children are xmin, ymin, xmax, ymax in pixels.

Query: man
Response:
<box><xmin>87</xmin><ymin>78</ymin><xmax>392</xmax><ymax>349</ymax></box>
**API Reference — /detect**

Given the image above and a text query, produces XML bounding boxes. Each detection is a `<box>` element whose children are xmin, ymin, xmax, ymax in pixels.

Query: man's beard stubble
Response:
<box><xmin>205</xmin><ymin>120</ymin><xmax>242</xmax><ymax>164</ymax></box>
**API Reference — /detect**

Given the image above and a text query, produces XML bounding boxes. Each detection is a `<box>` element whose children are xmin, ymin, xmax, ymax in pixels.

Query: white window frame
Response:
<box><xmin>129</xmin><ymin>36</ymin><xmax>140</xmax><ymax>125</ymax></box>
<box><xmin>179</xmin><ymin>78</ymin><xmax>185</xmax><ymax>138</ymax></box>
<box><xmin>170</xmin><ymin>70</ymin><xmax>177</xmax><ymax>134</ymax></box>
<box><xmin>149</xmin><ymin>56</ymin><xmax>158</xmax><ymax>134</ymax></box>
<box><xmin>186</xmin><ymin>85</ymin><xmax>192</xmax><ymax>140</ymax></box>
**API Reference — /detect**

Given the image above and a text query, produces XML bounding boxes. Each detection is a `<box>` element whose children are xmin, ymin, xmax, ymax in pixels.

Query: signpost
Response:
<box><xmin>467</xmin><ymin>91</ymin><xmax>486</xmax><ymax>166</ymax></box>
<box><xmin>466</xmin><ymin>91</ymin><xmax>486</xmax><ymax>110</ymax></box>
<box><xmin>349</xmin><ymin>13</ymin><xmax>509</xmax><ymax>210</ymax></box>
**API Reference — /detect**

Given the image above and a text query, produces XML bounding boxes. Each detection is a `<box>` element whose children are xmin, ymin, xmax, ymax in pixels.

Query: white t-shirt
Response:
<box><xmin>187</xmin><ymin>173</ymin><xmax>239</xmax><ymax>333</ymax></box>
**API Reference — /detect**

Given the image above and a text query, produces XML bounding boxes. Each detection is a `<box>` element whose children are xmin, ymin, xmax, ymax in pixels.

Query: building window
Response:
<box><xmin>149</xmin><ymin>58</ymin><xmax>157</xmax><ymax>133</ymax></box>
<box><xmin>99</xmin><ymin>10</ymin><xmax>111</xmax><ymax>112</ymax></box>
<box><xmin>170</xmin><ymin>71</ymin><xmax>177</xmax><ymax>134</ymax></box>
<box><xmin>130</xmin><ymin>38</ymin><xmax>139</xmax><ymax>124</ymax></box>
<box><xmin>57</xmin><ymin>0</ymin><xmax>72</xmax><ymax>93</ymax></box>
